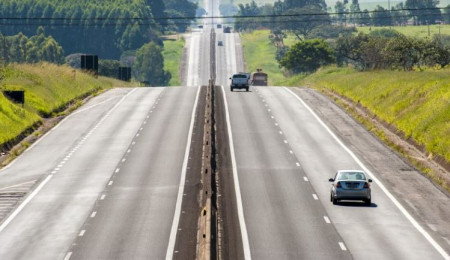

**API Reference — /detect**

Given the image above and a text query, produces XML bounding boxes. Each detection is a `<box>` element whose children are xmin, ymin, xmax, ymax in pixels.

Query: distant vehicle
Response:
<box><xmin>224</xmin><ymin>27</ymin><xmax>231</xmax><ymax>33</ymax></box>
<box><xmin>329</xmin><ymin>170</ymin><xmax>372</xmax><ymax>205</ymax></box>
<box><xmin>218</xmin><ymin>40</ymin><xmax>223</xmax><ymax>46</ymax></box>
<box><xmin>217</xmin><ymin>24</ymin><xmax>222</xmax><ymax>29</ymax></box>
<box><xmin>198</xmin><ymin>25</ymin><xmax>203</xmax><ymax>29</ymax></box>
<box><xmin>230</xmin><ymin>73</ymin><xmax>250</xmax><ymax>92</ymax></box>
<box><xmin>251</xmin><ymin>69</ymin><xmax>268</xmax><ymax>86</ymax></box>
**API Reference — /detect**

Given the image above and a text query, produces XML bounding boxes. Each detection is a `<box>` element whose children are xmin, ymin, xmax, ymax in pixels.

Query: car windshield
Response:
<box><xmin>337</xmin><ymin>172</ymin><xmax>366</xmax><ymax>181</ymax></box>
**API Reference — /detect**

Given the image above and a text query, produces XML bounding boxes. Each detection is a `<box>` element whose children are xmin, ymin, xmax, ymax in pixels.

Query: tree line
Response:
<box><xmin>0</xmin><ymin>0</ymin><xmax>196</xmax><ymax>59</ymax></box>
<box><xmin>279</xmin><ymin>30</ymin><xmax>450</xmax><ymax>73</ymax></box>
<box><xmin>0</xmin><ymin>0</ymin><xmax>197</xmax><ymax>85</ymax></box>
<box><xmin>0</xmin><ymin>27</ymin><xmax>64</xmax><ymax>64</ymax></box>
<box><xmin>230</xmin><ymin>0</ymin><xmax>450</xmax><ymax>33</ymax></box>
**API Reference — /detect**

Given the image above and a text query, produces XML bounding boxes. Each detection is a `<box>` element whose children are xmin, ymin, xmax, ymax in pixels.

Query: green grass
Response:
<box><xmin>358</xmin><ymin>25</ymin><xmax>450</xmax><ymax>38</ymax></box>
<box><xmin>296</xmin><ymin>66</ymin><xmax>450</xmax><ymax>163</ymax></box>
<box><xmin>0</xmin><ymin>63</ymin><xmax>128</xmax><ymax>145</ymax></box>
<box><xmin>241</xmin><ymin>29</ymin><xmax>450</xmax><ymax>166</ymax></box>
<box><xmin>240</xmin><ymin>30</ymin><xmax>287</xmax><ymax>85</ymax></box>
<box><xmin>163</xmin><ymin>38</ymin><xmax>185</xmax><ymax>86</ymax></box>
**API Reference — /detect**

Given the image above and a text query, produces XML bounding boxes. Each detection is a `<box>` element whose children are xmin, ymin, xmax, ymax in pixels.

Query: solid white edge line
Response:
<box><xmin>0</xmin><ymin>175</ymin><xmax>53</xmax><ymax>233</ymax></box>
<box><xmin>0</xmin><ymin>85</ymin><xmax>136</xmax><ymax>231</ymax></box>
<box><xmin>165</xmin><ymin>86</ymin><xmax>201</xmax><ymax>260</ymax></box>
<box><xmin>1</xmin><ymin>89</ymin><xmax>137</xmax><ymax>171</ymax></box>
<box><xmin>284</xmin><ymin>87</ymin><xmax>450</xmax><ymax>260</ymax></box>
<box><xmin>220</xmin><ymin>85</ymin><xmax>252</xmax><ymax>260</ymax></box>
<box><xmin>339</xmin><ymin>242</ymin><xmax>347</xmax><ymax>251</ymax></box>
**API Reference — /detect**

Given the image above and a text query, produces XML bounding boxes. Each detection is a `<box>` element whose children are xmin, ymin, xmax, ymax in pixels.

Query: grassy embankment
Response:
<box><xmin>358</xmin><ymin>25</ymin><xmax>450</xmax><ymax>38</ymax></box>
<box><xmin>240</xmin><ymin>29</ymin><xmax>450</xmax><ymax>187</ymax></box>
<box><xmin>241</xmin><ymin>30</ymin><xmax>287</xmax><ymax>85</ymax></box>
<box><xmin>0</xmin><ymin>63</ymin><xmax>128</xmax><ymax>149</ymax></box>
<box><xmin>163</xmin><ymin>38</ymin><xmax>185</xmax><ymax>86</ymax></box>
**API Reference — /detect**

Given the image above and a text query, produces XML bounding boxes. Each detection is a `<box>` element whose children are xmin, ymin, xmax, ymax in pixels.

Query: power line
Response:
<box><xmin>0</xmin><ymin>7</ymin><xmax>448</xmax><ymax>22</ymax></box>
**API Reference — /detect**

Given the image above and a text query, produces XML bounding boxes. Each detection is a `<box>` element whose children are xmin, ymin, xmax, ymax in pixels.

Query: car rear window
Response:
<box><xmin>233</xmin><ymin>74</ymin><xmax>247</xmax><ymax>78</ymax></box>
<box><xmin>337</xmin><ymin>172</ymin><xmax>366</xmax><ymax>180</ymax></box>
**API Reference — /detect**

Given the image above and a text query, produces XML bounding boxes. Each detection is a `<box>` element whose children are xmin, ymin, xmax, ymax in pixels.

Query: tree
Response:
<box><xmin>405</xmin><ymin>0</ymin><xmax>441</xmax><ymax>25</ymax></box>
<box><xmin>277</xmin><ymin>5</ymin><xmax>331</xmax><ymax>40</ymax></box>
<box><xmin>444</xmin><ymin>4</ymin><xmax>450</xmax><ymax>24</ymax></box>
<box><xmin>335</xmin><ymin>1</ymin><xmax>348</xmax><ymax>25</ymax></box>
<box><xmin>165</xmin><ymin>0</ymin><xmax>197</xmax><ymax>32</ymax></box>
<box><xmin>371</xmin><ymin>5</ymin><xmax>392</xmax><ymax>26</ymax></box>
<box><xmin>279</xmin><ymin>39</ymin><xmax>335</xmax><ymax>73</ymax></box>
<box><xmin>99</xmin><ymin>59</ymin><xmax>122</xmax><ymax>78</ymax></box>
<box><xmin>41</xmin><ymin>36</ymin><xmax>64</xmax><ymax>64</ymax></box>
<box><xmin>383</xmin><ymin>35</ymin><xmax>424</xmax><ymax>70</ymax></box>
<box><xmin>284</xmin><ymin>0</ymin><xmax>327</xmax><ymax>10</ymax></box>
<box><xmin>423</xmin><ymin>37</ymin><xmax>450</xmax><ymax>68</ymax></box>
<box><xmin>234</xmin><ymin>1</ymin><xmax>261</xmax><ymax>31</ymax></box>
<box><xmin>349</xmin><ymin>0</ymin><xmax>361</xmax><ymax>25</ymax></box>
<box><xmin>133</xmin><ymin>42</ymin><xmax>171</xmax><ymax>86</ymax></box>
<box><xmin>391</xmin><ymin>3</ymin><xmax>408</xmax><ymax>26</ymax></box>
<box><xmin>146</xmin><ymin>0</ymin><xmax>165</xmax><ymax>19</ymax></box>
<box><xmin>335</xmin><ymin>32</ymin><xmax>370</xmax><ymax>67</ymax></box>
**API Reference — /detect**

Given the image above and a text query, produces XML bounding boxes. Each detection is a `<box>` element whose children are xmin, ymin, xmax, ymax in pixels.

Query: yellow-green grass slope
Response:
<box><xmin>241</xmin><ymin>30</ymin><xmax>287</xmax><ymax>85</ymax></box>
<box><xmin>240</xmin><ymin>29</ymin><xmax>450</xmax><ymax>166</ymax></box>
<box><xmin>358</xmin><ymin>25</ymin><xmax>450</xmax><ymax>39</ymax></box>
<box><xmin>163</xmin><ymin>38</ymin><xmax>185</xmax><ymax>86</ymax></box>
<box><xmin>296</xmin><ymin>67</ymin><xmax>450</xmax><ymax>164</ymax></box>
<box><xmin>0</xmin><ymin>63</ymin><xmax>128</xmax><ymax>146</ymax></box>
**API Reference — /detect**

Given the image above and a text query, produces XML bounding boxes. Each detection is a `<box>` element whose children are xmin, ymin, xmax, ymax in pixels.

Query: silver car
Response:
<box><xmin>329</xmin><ymin>170</ymin><xmax>372</xmax><ymax>205</ymax></box>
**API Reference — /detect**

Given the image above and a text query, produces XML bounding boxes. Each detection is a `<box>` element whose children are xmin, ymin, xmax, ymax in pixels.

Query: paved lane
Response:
<box><xmin>216</xmin><ymin>25</ymin><xmax>351</xmax><ymax>260</ymax></box>
<box><xmin>215</xmin><ymin>12</ymin><xmax>449</xmax><ymax>260</ymax></box>
<box><xmin>0</xmin><ymin>88</ymin><xmax>166</xmax><ymax>259</ymax></box>
<box><xmin>67</xmin><ymin>87</ymin><xmax>200</xmax><ymax>259</ymax></box>
<box><xmin>256</xmin><ymin>87</ymin><xmax>450</xmax><ymax>260</ymax></box>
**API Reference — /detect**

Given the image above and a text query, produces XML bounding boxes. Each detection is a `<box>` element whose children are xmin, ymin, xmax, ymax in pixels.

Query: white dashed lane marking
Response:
<box><xmin>64</xmin><ymin>252</ymin><xmax>72</xmax><ymax>260</ymax></box>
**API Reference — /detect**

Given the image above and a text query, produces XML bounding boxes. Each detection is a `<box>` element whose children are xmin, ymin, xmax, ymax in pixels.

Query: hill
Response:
<box><xmin>0</xmin><ymin>63</ymin><xmax>129</xmax><ymax>156</ymax></box>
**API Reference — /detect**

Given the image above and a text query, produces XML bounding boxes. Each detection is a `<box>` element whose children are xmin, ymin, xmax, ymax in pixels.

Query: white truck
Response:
<box><xmin>229</xmin><ymin>73</ymin><xmax>250</xmax><ymax>92</ymax></box>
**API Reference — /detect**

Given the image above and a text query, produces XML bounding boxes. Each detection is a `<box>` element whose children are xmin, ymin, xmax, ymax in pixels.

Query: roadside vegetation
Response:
<box><xmin>296</xmin><ymin>67</ymin><xmax>450</xmax><ymax>164</ymax></box>
<box><xmin>241</xmin><ymin>30</ymin><xmax>286</xmax><ymax>85</ymax></box>
<box><xmin>0</xmin><ymin>63</ymin><xmax>128</xmax><ymax>148</ymax></box>
<box><xmin>163</xmin><ymin>38</ymin><xmax>185</xmax><ymax>86</ymax></box>
<box><xmin>237</xmin><ymin>0</ymin><xmax>450</xmax><ymax>188</ymax></box>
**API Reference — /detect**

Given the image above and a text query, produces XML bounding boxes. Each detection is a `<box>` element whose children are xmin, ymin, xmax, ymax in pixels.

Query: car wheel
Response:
<box><xmin>331</xmin><ymin>195</ymin><xmax>338</xmax><ymax>205</ymax></box>
<box><xmin>230</xmin><ymin>88</ymin><xmax>233</xmax><ymax>92</ymax></box>
<box><xmin>246</xmin><ymin>87</ymin><xmax>249</xmax><ymax>92</ymax></box>
<box><xmin>365</xmin><ymin>198</ymin><xmax>371</xmax><ymax>205</ymax></box>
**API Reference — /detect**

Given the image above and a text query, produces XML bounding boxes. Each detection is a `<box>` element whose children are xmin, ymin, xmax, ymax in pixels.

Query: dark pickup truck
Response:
<box><xmin>230</xmin><ymin>73</ymin><xmax>250</xmax><ymax>91</ymax></box>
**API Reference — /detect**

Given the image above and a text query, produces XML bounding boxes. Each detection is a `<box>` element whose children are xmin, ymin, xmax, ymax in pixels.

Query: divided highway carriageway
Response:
<box><xmin>0</xmin><ymin>2</ymin><xmax>449</xmax><ymax>259</ymax></box>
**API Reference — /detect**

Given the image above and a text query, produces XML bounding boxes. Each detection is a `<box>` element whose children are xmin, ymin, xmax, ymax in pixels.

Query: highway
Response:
<box><xmin>0</xmin><ymin>87</ymin><xmax>203</xmax><ymax>259</ymax></box>
<box><xmin>213</xmin><ymin>1</ymin><xmax>450</xmax><ymax>259</ymax></box>
<box><xmin>0</xmin><ymin>0</ymin><xmax>448</xmax><ymax>259</ymax></box>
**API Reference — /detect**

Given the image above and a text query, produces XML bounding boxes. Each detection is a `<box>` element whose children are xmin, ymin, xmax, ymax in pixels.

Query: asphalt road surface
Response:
<box><xmin>0</xmin><ymin>0</ymin><xmax>449</xmax><ymax>259</ymax></box>
<box><xmin>0</xmin><ymin>87</ymin><xmax>202</xmax><ymax>260</ymax></box>
<box><xmin>214</xmin><ymin>4</ymin><xmax>450</xmax><ymax>259</ymax></box>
